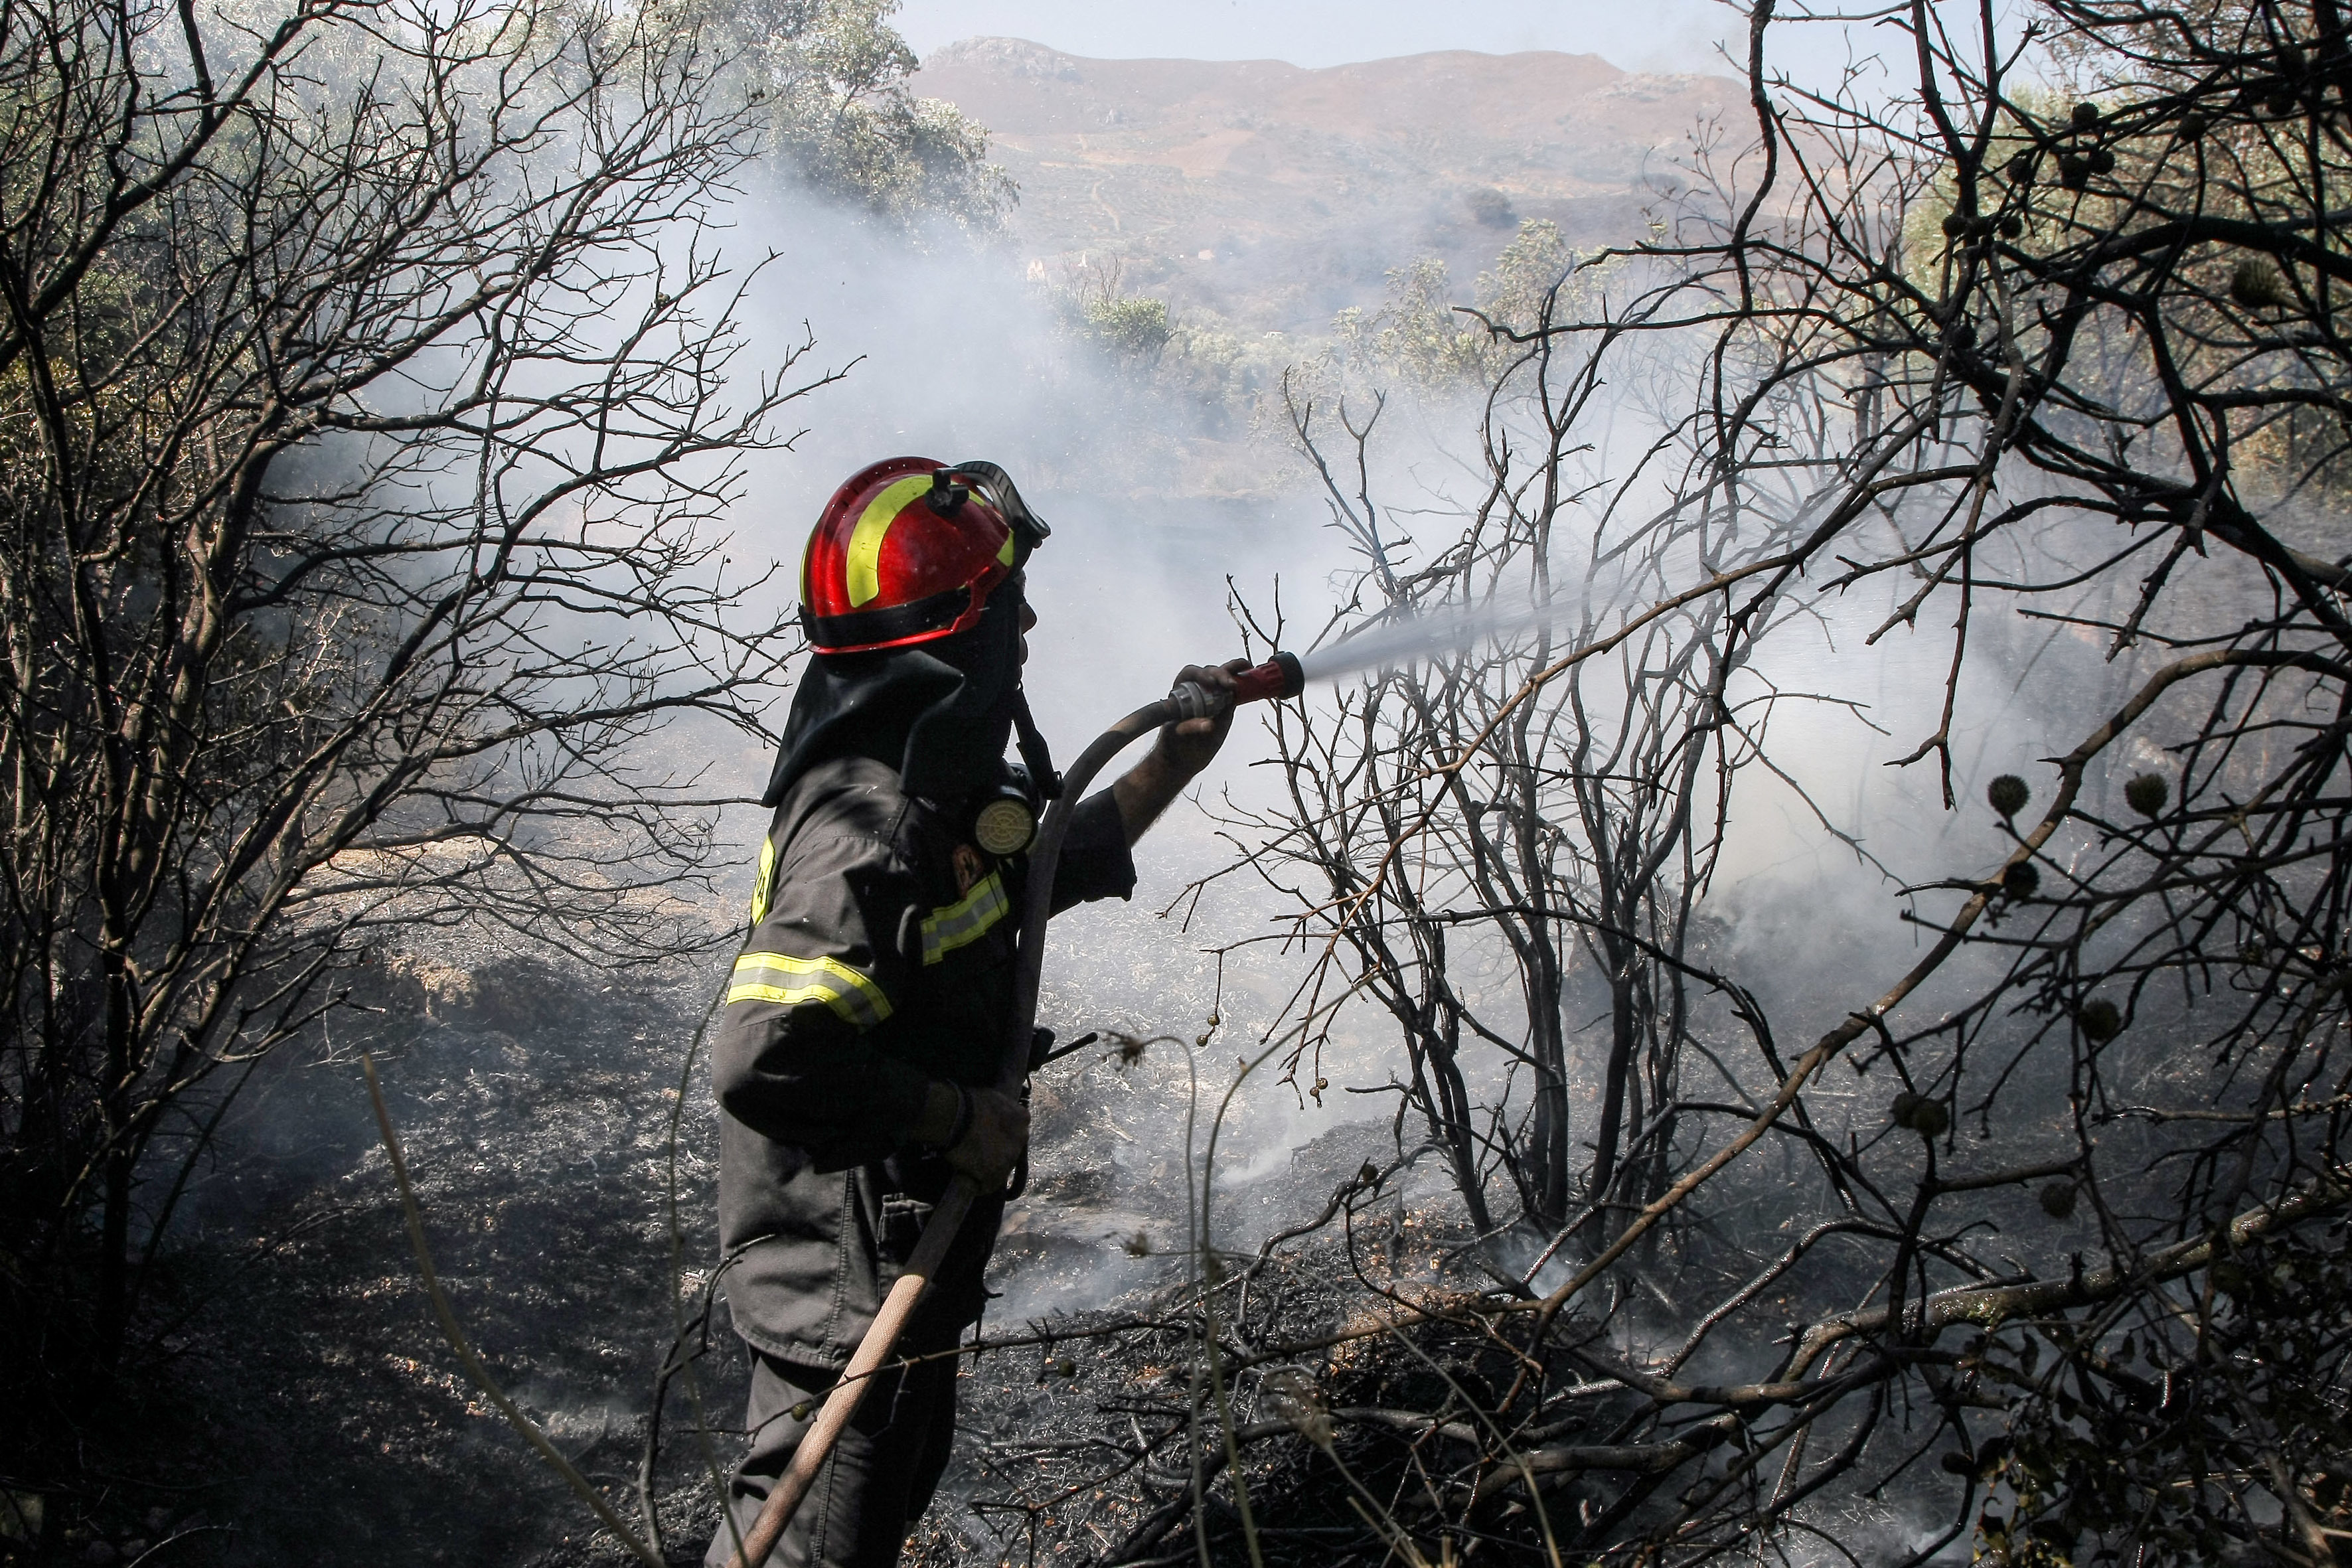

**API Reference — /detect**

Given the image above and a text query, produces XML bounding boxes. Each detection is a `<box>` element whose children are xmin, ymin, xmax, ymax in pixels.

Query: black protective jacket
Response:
<box><xmin>711</xmin><ymin>753</ymin><xmax>1135</xmax><ymax>1368</ymax></box>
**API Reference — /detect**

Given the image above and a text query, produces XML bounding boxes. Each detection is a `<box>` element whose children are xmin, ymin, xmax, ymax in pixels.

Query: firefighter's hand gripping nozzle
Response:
<box><xmin>1166</xmin><ymin>651</ymin><xmax>1305</xmax><ymax>722</ymax></box>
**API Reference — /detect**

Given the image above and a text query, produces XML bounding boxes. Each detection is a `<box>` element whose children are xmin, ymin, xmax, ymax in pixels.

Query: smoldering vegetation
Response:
<box><xmin>149</xmin><ymin>953</ymin><xmax>738</xmax><ymax>1565</ymax></box>
<box><xmin>8</xmin><ymin>1</ymin><xmax>2352</xmax><ymax>1566</ymax></box>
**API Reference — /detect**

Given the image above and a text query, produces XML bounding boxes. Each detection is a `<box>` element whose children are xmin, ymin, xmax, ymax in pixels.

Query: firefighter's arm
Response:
<box><xmin>712</xmin><ymin>818</ymin><xmax>935</xmax><ymax>1168</ymax></box>
<box><xmin>712</xmin><ymin>809</ymin><xmax>1028</xmax><ymax>1181</ymax></box>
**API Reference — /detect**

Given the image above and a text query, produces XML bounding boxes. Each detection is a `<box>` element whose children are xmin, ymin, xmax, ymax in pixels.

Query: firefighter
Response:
<box><xmin>705</xmin><ymin>457</ymin><xmax>1239</xmax><ymax>1567</ymax></box>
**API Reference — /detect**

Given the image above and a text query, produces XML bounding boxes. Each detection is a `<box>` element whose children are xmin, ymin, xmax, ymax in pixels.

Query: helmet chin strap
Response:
<box><xmin>1009</xmin><ymin>686</ymin><xmax>1062</xmax><ymax>801</ymax></box>
<box><xmin>943</xmin><ymin>459</ymin><xmax>1057</xmax><ymax>795</ymax></box>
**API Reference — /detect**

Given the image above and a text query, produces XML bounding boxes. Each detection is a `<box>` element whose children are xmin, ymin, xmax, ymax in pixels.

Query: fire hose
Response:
<box><xmin>722</xmin><ymin>652</ymin><xmax>1304</xmax><ymax>1568</ymax></box>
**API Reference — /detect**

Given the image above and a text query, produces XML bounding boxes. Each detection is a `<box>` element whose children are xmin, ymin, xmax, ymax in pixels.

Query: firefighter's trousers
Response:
<box><xmin>703</xmin><ymin>1344</ymin><xmax>959</xmax><ymax>1568</ymax></box>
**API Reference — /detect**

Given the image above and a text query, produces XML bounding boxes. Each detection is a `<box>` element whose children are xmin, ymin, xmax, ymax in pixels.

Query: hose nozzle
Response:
<box><xmin>1168</xmin><ymin>651</ymin><xmax>1304</xmax><ymax>721</ymax></box>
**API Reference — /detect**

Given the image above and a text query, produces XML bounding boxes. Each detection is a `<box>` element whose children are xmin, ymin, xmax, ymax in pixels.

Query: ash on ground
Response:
<box><xmin>57</xmin><ymin>941</ymin><xmax>1443</xmax><ymax>1567</ymax></box>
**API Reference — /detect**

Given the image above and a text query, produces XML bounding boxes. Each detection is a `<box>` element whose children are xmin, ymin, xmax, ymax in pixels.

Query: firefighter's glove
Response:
<box><xmin>1156</xmin><ymin>659</ymin><xmax>1249</xmax><ymax>779</ymax></box>
<box><xmin>944</xmin><ymin>1086</ymin><xmax>1030</xmax><ymax>1194</ymax></box>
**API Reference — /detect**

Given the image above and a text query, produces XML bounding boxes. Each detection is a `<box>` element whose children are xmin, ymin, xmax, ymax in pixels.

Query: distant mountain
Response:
<box><xmin>913</xmin><ymin>39</ymin><xmax>1741</xmax><ymax>333</ymax></box>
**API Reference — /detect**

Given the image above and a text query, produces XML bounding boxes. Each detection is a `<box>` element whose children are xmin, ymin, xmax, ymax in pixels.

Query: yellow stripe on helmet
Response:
<box><xmin>844</xmin><ymin>474</ymin><xmax>936</xmax><ymax>609</ymax></box>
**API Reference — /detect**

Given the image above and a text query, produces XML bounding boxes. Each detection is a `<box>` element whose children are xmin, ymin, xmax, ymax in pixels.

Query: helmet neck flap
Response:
<box><xmin>762</xmin><ymin>570</ymin><xmax>1056</xmax><ymax>811</ymax></box>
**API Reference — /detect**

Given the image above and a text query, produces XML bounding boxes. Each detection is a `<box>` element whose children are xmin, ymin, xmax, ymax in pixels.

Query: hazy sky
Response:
<box><xmin>892</xmin><ymin>0</ymin><xmax>1870</xmax><ymax>81</ymax></box>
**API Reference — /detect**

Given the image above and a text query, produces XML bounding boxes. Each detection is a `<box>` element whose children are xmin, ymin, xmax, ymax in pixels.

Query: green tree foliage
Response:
<box><xmin>1083</xmin><ymin>293</ymin><xmax>1173</xmax><ymax>362</ymax></box>
<box><xmin>701</xmin><ymin>0</ymin><xmax>1012</xmax><ymax>228</ymax></box>
<box><xmin>1340</xmin><ymin>257</ymin><xmax>1492</xmax><ymax>385</ymax></box>
<box><xmin>1330</xmin><ymin>220</ymin><xmax>1594</xmax><ymax>390</ymax></box>
<box><xmin>1040</xmin><ymin>254</ymin><xmax>1179</xmax><ymax>365</ymax></box>
<box><xmin>1476</xmin><ymin>218</ymin><xmax>1579</xmax><ymax>333</ymax></box>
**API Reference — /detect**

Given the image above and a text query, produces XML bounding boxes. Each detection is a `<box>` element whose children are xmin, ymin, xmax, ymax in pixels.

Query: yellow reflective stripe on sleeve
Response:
<box><xmin>844</xmin><ymin>475</ymin><xmax>934</xmax><ymax>609</ymax></box>
<box><xmin>749</xmin><ymin>836</ymin><xmax>776</xmax><ymax>927</ymax></box>
<box><xmin>919</xmin><ymin>870</ymin><xmax>1010</xmax><ymax>965</ymax></box>
<box><xmin>727</xmin><ymin>951</ymin><xmax>893</xmax><ymax>1030</ymax></box>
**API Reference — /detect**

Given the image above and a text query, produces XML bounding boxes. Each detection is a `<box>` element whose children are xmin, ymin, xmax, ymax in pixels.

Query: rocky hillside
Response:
<box><xmin>913</xmin><ymin>39</ymin><xmax>1742</xmax><ymax>331</ymax></box>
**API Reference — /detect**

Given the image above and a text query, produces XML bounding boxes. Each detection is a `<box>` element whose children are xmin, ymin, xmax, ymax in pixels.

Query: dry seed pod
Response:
<box><xmin>2078</xmin><ymin>998</ymin><xmax>2123</xmax><ymax>1042</ymax></box>
<box><xmin>1891</xmin><ymin>1090</ymin><xmax>1947</xmax><ymax>1135</ymax></box>
<box><xmin>2179</xmin><ymin>111</ymin><xmax>2209</xmax><ymax>139</ymax></box>
<box><xmin>1942</xmin><ymin>211</ymin><xmax>1968</xmax><ymax>238</ymax></box>
<box><xmin>2001</xmin><ymin>214</ymin><xmax>2024</xmax><ymax>239</ymax></box>
<box><xmin>2003</xmin><ymin>861</ymin><xmax>2041</xmax><ymax>900</ymax></box>
<box><xmin>2039</xmin><ymin>1181</ymin><xmax>2078</xmax><ymax>1219</ymax></box>
<box><xmin>2125</xmin><ymin>773</ymin><xmax>2168</xmax><ymax>818</ymax></box>
<box><xmin>2232</xmin><ymin>258</ymin><xmax>2289</xmax><ymax>310</ymax></box>
<box><xmin>1988</xmin><ymin>774</ymin><xmax>2031</xmax><ymax>819</ymax></box>
<box><xmin>2072</xmin><ymin>101</ymin><xmax>2103</xmax><ymax>129</ymax></box>
<box><xmin>2087</xmin><ymin>147</ymin><xmax>2117</xmax><ymax>175</ymax></box>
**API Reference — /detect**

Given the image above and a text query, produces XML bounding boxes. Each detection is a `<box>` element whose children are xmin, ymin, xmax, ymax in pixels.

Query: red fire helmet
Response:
<box><xmin>797</xmin><ymin>457</ymin><xmax>1047</xmax><ymax>654</ymax></box>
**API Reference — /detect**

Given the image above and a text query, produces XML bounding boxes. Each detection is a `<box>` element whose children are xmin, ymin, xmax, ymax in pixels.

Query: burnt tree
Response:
<box><xmin>0</xmin><ymin>0</ymin><xmax>819</xmax><ymax>1403</ymax></box>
